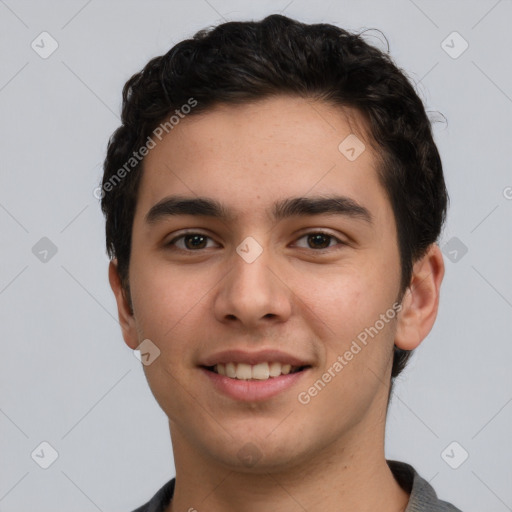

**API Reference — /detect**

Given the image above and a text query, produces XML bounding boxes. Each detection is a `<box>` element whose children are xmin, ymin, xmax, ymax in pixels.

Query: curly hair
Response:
<box><xmin>100</xmin><ymin>14</ymin><xmax>448</xmax><ymax>380</ymax></box>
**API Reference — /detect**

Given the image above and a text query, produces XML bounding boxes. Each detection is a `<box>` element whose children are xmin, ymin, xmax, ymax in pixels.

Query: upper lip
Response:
<box><xmin>199</xmin><ymin>349</ymin><xmax>312</xmax><ymax>367</ymax></box>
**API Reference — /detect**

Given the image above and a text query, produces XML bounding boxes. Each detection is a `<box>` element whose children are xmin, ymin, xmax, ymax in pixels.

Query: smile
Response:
<box><xmin>207</xmin><ymin>362</ymin><xmax>308</xmax><ymax>380</ymax></box>
<box><xmin>201</xmin><ymin>364</ymin><xmax>310</xmax><ymax>401</ymax></box>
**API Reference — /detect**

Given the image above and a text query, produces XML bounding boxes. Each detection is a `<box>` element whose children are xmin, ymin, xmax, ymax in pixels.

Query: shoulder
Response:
<box><xmin>129</xmin><ymin>478</ymin><xmax>175</xmax><ymax>512</ymax></box>
<box><xmin>387</xmin><ymin>460</ymin><xmax>463</xmax><ymax>512</ymax></box>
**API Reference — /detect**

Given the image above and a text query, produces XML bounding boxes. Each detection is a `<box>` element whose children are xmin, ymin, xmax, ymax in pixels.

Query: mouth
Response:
<box><xmin>202</xmin><ymin>362</ymin><xmax>311</xmax><ymax>381</ymax></box>
<box><xmin>201</xmin><ymin>362</ymin><xmax>311</xmax><ymax>402</ymax></box>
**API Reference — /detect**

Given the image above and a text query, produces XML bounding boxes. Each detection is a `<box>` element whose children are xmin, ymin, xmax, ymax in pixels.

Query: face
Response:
<box><xmin>114</xmin><ymin>95</ymin><xmax>408</xmax><ymax>472</ymax></box>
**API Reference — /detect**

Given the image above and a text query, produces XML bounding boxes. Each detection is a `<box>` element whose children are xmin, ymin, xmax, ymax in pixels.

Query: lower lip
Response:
<box><xmin>200</xmin><ymin>367</ymin><xmax>309</xmax><ymax>401</ymax></box>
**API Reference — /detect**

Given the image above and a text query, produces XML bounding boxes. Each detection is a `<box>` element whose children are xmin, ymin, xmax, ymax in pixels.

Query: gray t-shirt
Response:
<box><xmin>131</xmin><ymin>460</ymin><xmax>462</xmax><ymax>512</ymax></box>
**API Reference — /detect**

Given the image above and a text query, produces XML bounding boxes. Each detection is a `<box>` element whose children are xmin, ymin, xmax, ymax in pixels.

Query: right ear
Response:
<box><xmin>108</xmin><ymin>260</ymin><xmax>139</xmax><ymax>350</ymax></box>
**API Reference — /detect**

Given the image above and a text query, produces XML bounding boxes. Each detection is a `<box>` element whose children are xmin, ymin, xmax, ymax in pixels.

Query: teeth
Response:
<box><xmin>213</xmin><ymin>362</ymin><xmax>300</xmax><ymax>380</ymax></box>
<box><xmin>252</xmin><ymin>362</ymin><xmax>269</xmax><ymax>380</ymax></box>
<box><xmin>269</xmin><ymin>361</ymin><xmax>283</xmax><ymax>377</ymax></box>
<box><xmin>236</xmin><ymin>363</ymin><xmax>253</xmax><ymax>380</ymax></box>
<box><xmin>281</xmin><ymin>364</ymin><xmax>292</xmax><ymax>375</ymax></box>
<box><xmin>226</xmin><ymin>362</ymin><xmax>237</xmax><ymax>378</ymax></box>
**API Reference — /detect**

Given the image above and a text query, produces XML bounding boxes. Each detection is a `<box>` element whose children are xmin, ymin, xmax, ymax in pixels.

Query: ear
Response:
<box><xmin>394</xmin><ymin>243</ymin><xmax>445</xmax><ymax>351</ymax></box>
<box><xmin>108</xmin><ymin>260</ymin><xmax>139</xmax><ymax>350</ymax></box>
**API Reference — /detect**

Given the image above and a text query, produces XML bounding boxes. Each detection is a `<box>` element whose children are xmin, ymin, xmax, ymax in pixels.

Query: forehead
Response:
<box><xmin>135</xmin><ymin>95</ymin><xmax>391</xmax><ymax>228</ymax></box>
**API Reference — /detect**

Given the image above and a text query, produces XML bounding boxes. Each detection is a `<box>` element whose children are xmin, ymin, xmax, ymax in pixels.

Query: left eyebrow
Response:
<box><xmin>145</xmin><ymin>194</ymin><xmax>373</xmax><ymax>226</ymax></box>
<box><xmin>273</xmin><ymin>195</ymin><xmax>373</xmax><ymax>225</ymax></box>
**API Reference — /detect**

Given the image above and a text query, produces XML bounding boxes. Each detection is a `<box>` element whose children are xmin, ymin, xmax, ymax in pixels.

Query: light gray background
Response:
<box><xmin>1</xmin><ymin>1</ymin><xmax>511</xmax><ymax>511</ymax></box>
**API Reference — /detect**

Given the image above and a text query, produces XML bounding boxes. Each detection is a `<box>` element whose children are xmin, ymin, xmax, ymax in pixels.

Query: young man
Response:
<box><xmin>101</xmin><ymin>14</ymin><xmax>462</xmax><ymax>512</ymax></box>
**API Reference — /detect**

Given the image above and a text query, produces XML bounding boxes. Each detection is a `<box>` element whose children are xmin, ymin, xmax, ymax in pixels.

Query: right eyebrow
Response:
<box><xmin>145</xmin><ymin>196</ymin><xmax>235</xmax><ymax>224</ymax></box>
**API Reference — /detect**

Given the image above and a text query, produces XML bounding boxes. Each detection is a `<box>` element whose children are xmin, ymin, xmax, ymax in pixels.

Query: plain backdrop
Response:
<box><xmin>1</xmin><ymin>1</ymin><xmax>511</xmax><ymax>511</ymax></box>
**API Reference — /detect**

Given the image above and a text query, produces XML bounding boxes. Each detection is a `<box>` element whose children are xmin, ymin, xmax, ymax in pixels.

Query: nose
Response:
<box><xmin>213</xmin><ymin>244</ymin><xmax>292</xmax><ymax>330</ymax></box>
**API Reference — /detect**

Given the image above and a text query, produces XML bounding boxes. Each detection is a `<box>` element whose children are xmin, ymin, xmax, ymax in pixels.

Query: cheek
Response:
<box><xmin>129</xmin><ymin>261</ymin><xmax>188</xmax><ymax>341</ymax></box>
<box><xmin>306</xmin><ymin>260</ymin><xmax>398</xmax><ymax>375</ymax></box>
<box><xmin>303</xmin><ymin>264</ymin><xmax>382</xmax><ymax>334</ymax></box>
<box><xmin>307</xmin><ymin>280</ymin><xmax>398</xmax><ymax>407</ymax></box>
<box><xmin>129</xmin><ymin>258</ymin><xmax>223</xmax><ymax>357</ymax></box>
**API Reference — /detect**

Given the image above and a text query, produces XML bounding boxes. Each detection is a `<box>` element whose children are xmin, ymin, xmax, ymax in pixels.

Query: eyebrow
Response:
<box><xmin>145</xmin><ymin>194</ymin><xmax>373</xmax><ymax>226</ymax></box>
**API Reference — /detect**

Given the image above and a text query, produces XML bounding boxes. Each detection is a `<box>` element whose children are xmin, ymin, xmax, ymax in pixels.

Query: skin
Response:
<box><xmin>109</xmin><ymin>95</ymin><xmax>445</xmax><ymax>512</ymax></box>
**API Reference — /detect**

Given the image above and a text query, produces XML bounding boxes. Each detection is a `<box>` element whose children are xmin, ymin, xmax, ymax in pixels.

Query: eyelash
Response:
<box><xmin>165</xmin><ymin>231</ymin><xmax>346</xmax><ymax>253</ymax></box>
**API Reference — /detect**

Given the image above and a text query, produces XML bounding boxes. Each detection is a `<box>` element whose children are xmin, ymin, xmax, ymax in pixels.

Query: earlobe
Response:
<box><xmin>394</xmin><ymin>244</ymin><xmax>445</xmax><ymax>351</ymax></box>
<box><xmin>108</xmin><ymin>260</ymin><xmax>139</xmax><ymax>350</ymax></box>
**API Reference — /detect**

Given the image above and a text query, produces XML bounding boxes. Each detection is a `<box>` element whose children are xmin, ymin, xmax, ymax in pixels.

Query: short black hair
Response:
<box><xmin>100</xmin><ymin>14</ymin><xmax>449</xmax><ymax>380</ymax></box>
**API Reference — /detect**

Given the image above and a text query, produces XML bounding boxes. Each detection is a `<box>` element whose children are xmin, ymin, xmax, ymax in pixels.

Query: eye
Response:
<box><xmin>166</xmin><ymin>232</ymin><xmax>218</xmax><ymax>251</ymax></box>
<box><xmin>165</xmin><ymin>230</ymin><xmax>346</xmax><ymax>252</ymax></box>
<box><xmin>293</xmin><ymin>231</ymin><xmax>345</xmax><ymax>251</ymax></box>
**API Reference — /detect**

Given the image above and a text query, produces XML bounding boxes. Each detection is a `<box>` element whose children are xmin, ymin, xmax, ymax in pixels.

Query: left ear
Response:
<box><xmin>394</xmin><ymin>243</ymin><xmax>445</xmax><ymax>351</ymax></box>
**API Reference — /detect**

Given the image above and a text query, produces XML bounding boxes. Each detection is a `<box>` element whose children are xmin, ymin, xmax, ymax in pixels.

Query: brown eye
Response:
<box><xmin>166</xmin><ymin>233</ymin><xmax>217</xmax><ymax>251</ymax></box>
<box><xmin>306</xmin><ymin>233</ymin><xmax>332</xmax><ymax>249</ymax></box>
<box><xmin>182</xmin><ymin>234</ymin><xmax>208</xmax><ymax>250</ymax></box>
<box><xmin>294</xmin><ymin>231</ymin><xmax>344</xmax><ymax>251</ymax></box>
